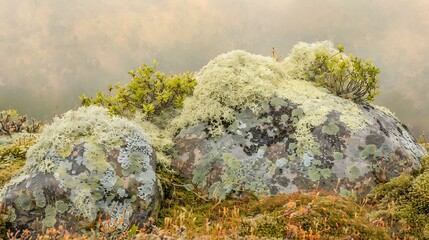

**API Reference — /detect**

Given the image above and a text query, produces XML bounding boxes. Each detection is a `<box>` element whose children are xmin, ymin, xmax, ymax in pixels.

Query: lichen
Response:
<box><xmin>42</xmin><ymin>204</ymin><xmax>56</xmax><ymax>228</ymax></box>
<box><xmin>360</xmin><ymin>144</ymin><xmax>377</xmax><ymax>160</ymax></box>
<box><xmin>193</xmin><ymin>148</ymin><xmax>273</xmax><ymax>200</ymax></box>
<box><xmin>13</xmin><ymin>191</ymin><xmax>31</xmax><ymax>211</ymax></box>
<box><xmin>55</xmin><ymin>200</ymin><xmax>69</xmax><ymax>214</ymax></box>
<box><xmin>33</xmin><ymin>188</ymin><xmax>46</xmax><ymax>208</ymax></box>
<box><xmin>348</xmin><ymin>165</ymin><xmax>361</xmax><ymax>181</ymax></box>
<box><xmin>322</xmin><ymin>122</ymin><xmax>339</xmax><ymax>135</ymax></box>
<box><xmin>0</xmin><ymin>106</ymin><xmax>158</xmax><ymax>232</ymax></box>
<box><xmin>307</xmin><ymin>160</ymin><xmax>332</xmax><ymax>182</ymax></box>
<box><xmin>171</xmin><ymin>42</ymin><xmax>370</xmax><ymax>160</ymax></box>
<box><xmin>333</xmin><ymin>152</ymin><xmax>344</xmax><ymax>160</ymax></box>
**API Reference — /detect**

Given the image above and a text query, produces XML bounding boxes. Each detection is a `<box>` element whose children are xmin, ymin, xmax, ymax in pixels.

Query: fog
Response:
<box><xmin>1</xmin><ymin>0</ymin><xmax>428</xmax><ymax>136</ymax></box>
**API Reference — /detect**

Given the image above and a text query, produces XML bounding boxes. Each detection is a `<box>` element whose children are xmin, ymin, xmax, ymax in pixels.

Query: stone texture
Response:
<box><xmin>0</xmin><ymin>106</ymin><xmax>160</xmax><ymax>233</ymax></box>
<box><xmin>172</xmin><ymin>97</ymin><xmax>426</xmax><ymax>200</ymax></box>
<box><xmin>170</xmin><ymin>45</ymin><xmax>427</xmax><ymax>200</ymax></box>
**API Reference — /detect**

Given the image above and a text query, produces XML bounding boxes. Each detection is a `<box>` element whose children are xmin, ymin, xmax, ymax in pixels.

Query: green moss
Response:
<box><xmin>322</xmin><ymin>122</ymin><xmax>339</xmax><ymax>135</ymax></box>
<box><xmin>410</xmin><ymin>171</ymin><xmax>429</xmax><ymax>211</ymax></box>
<box><xmin>368</xmin><ymin>165</ymin><xmax>429</xmax><ymax>239</ymax></box>
<box><xmin>0</xmin><ymin>158</ymin><xmax>25</xmax><ymax>187</ymax></box>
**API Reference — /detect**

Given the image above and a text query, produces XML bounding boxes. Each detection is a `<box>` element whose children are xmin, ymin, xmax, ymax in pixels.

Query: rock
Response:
<box><xmin>171</xmin><ymin>43</ymin><xmax>427</xmax><ymax>200</ymax></box>
<box><xmin>0</xmin><ymin>106</ymin><xmax>160</xmax><ymax>233</ymax></box>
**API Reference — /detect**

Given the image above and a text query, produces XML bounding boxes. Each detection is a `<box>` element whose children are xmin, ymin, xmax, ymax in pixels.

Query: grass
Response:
<box><xmin>0</xmin><ymin>135</ymin><xmax>428</xmax><ymax>239</ymax></box>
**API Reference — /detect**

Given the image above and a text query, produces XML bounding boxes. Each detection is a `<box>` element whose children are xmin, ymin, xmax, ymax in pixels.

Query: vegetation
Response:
<box><xmin>0</xmin><ymin>109</ymin><xmax>40</xmax><ymax>187</ymax></box>
<box><xmin>80</xmin><ymin>61</ymin><xmax>197</xmax><ymax>118</ymax></box>
<box><xmin>0</xmin><ymin>109</ymin><xmax>41</xmax><ymax>136</ymax></box>
<box><xmin>308</xmin><ymin>45</ymin><xmax>380</xmax><ymax>104</ymax></box>
<box><xmin>1</xmin><ymin>46</ymin><xmax>428</xmax><ymax>239</ymax></box>
<box><xmin>367</xmin><ymin>156</ymin><xmax>429</xmax><ymax>239</ymax></box>
<box><xmin>0</xmin><ymin>168</ymin><xmax>392</xmax><ymax>239</ymax></box>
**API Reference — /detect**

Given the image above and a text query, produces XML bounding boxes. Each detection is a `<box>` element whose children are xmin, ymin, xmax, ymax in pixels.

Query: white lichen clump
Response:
<box><xmin>172</xmin><ymin>41</ymin><xmax>373</xmax><ymax>157</ymax></box>
<box><xmin>0</xmin><ymin>106</ymin><xmax>157</xmax><ymax>229</ymax></box>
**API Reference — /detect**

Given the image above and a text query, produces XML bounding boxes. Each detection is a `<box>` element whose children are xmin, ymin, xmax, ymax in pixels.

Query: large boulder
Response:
<box><xmin>171</xmin><ymin>42</ymin><xmax>427</xmax><ymax>200</ymax></box>
<box><xmin>0</xmin><ymin>106</ymin><xmax>160</xmax><ymax>233</ymax></box>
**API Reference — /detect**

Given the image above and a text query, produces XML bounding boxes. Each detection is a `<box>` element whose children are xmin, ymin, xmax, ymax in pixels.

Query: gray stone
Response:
<box><xmin>0</xmin><ymin>106</ymin><xmax>160</xmax><ymax>233</ymax></box>
<box><xmin>172</xmin><ymin>96</ymin><xmax>426</xmax><ymax>200</ymax></box>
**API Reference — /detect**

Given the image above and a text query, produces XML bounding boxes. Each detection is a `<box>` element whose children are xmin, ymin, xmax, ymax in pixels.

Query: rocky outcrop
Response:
<box><xmin>171</xmin><ymin>43</ymin><xmax>427</xmax><ymax>200</ymax></box>
<box><xmin>0</xmin><ymin>106</ymin><xmax>160</xmax><ymax>233</ymax></box>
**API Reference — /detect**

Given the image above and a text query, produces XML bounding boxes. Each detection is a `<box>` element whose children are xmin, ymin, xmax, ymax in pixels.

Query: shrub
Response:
<box><xmin>308</xmin><ymin>45</ymin><xmax>380</xmax><ymax>104</ymax></box>
<box><xmin>80</xmin><ymin>61</ymin><xmax>197</xmax><ymax>118</ymax></box>
<box><xmin>0</xmin><ymin>109</ymin><xmax>41</xmax><ymax>136</ymax></box>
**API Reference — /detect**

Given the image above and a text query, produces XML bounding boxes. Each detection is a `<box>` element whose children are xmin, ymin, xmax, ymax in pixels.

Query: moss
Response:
<box><xmin>0</xmin><ymin>135</ymin><xmax>37</xmax><ymax>187</ymax></box>
<box><xmin>368</xmin><ymin>164</ymin><xmax>429</xmax><ymax>239</ymax></box>
<box><xmin>410</xmin><ymin>171</ymin><xmax>429</xmax><ymax>211</ymax></box>
<box><xmin>0</xmin><ymin>158</ymin><xmax>25</xmax><ymax>187</ymax></box>
<box><xmin>157</xmin><ymin>175</ymin><xmax>390</xmax><ymax>239</ymax></box>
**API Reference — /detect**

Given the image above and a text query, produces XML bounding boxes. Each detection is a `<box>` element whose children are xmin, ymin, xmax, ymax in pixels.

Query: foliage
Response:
<box><xmin>0</xmin><ymin>135</ymin><xmax>37</xmax><ymax>187</ymax></box>
<box><xmin>368</xmin><ymin>156</ymin><xmax>429</xmax><ymax>239</ymax></box>
<box><xmin>151</xmin><ymin>168</ymin><xmax>390</xmax><ymax>239</ymax></box>
<box><xmin>308</xmin><ymin>45</ymin><xmax>380</xmax><ymax>104</ymax></box>
<box><xmin>0</xmin><ymin>109</ymin><xmax>42</xmax><ymax>136</ymax></box>
<box><xmin>80</xmin><ymin>61</ymin><xmax>197</xmax><ymax>118</ymax></box>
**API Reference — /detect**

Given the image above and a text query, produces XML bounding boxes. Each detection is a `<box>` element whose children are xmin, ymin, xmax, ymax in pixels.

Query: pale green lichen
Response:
<box><xmin>171</xmin><ymin>42</ymin><xmax>369</xmax><ymax>159</ymax></box>
<box><xmin>55</xmin><ymin>200</ymin><xmax>69</xmax><ymax>214</ymax></box>
<box><xmin>14</xmin><ymin>191</ymin><xmax>31</xmax><ymax>211</ymax></box>
<box><xmin>194</xmin><ymin>149</ymin><xmax>274</xmax><ymax>200</ymax></box>
<box><xmin>42</xmin><ymin>204</ymin><xmax>56</xmax><ymax>228</ymax></box>
<box><xmin>360</xmin><ymin>144</ymin><xmax>377</xmax><ymax>160</ymax></box>
<box><xmin>308</xmin><ymin>160</ymin><xmax>332</xmax><ymax>182</ymax></box>
<box><xmin>9</xmin><ymin>208</ymin><xmax>16</xmax><ymax>222</ymax></box>
<box><xmin>322</xmin><ymin>122</ymin><xmax>340</xmax><ymax>135</ymax></box>
<box><xmin>348</xmin><ymin>165</ymin><xmax>361</xmax><ymax>181</ymax></box>
<box><xmin>275</xmin><ymin>158</ymin><xmax>288</xmax><ymax>168</ymax></box>
<box><xmin>1</xmin><ymin>106</ymin><xmax>157</xmax><ymax>231</ymax></box>
<box><xmin>70</xmin><ymin>188</ymin><xmax>97</xmax><ymax>221</ymax></box>
<box><xmin>282</xmin><ymin>41</ymin><xmax>338</xmax><ymax>81</ymax></box>
<box><xmin>33</xmin><ymin>188</ymin><xmax>46</xmax><ymax>208</ymax></box>
<box><xmin>333</xmin><ymin>152</ymin><xmax>344</xmax><ymax>161</ymax></box>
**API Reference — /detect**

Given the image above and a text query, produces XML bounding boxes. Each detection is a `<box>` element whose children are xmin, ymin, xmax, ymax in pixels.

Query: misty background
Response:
<box><xmin>0</xmin><ymin>0</ymin><xmax>428</xmax><ymax>137</ymax></box>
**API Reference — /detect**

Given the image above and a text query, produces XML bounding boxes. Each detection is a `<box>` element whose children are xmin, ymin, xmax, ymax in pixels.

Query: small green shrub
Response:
<box><xmin>80</xmin><ymin>61</ymin><xmax>197</xmax><ymax>118</ymax></box>
<box><xmin>308</xmin><ymin>45</ymin><xmax>380</xmax><ymax>104</ymax></box>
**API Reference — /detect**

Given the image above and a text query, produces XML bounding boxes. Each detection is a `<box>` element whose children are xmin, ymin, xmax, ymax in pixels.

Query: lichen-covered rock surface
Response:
<box><xmin>171</xmin><ymin>42</ymin><xmax>427</xmax><ymax>200</ymax></box>
<box><xmin>0</xmin><ymin>106</ymin><xmax>160</xmax><ymax>233</ymax></box>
